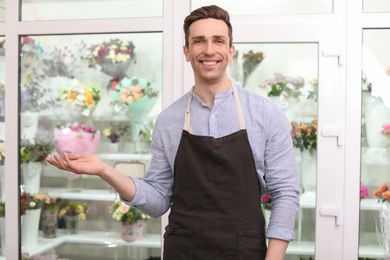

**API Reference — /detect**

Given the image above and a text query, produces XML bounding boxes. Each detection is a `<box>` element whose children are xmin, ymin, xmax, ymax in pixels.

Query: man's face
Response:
<box><xmin>183</xmin><ymin>18</ymin><xmax>234</xmax><ymax>84</ymax></box>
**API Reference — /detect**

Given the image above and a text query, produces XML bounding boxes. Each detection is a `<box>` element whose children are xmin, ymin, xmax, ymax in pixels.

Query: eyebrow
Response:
<box><xmin>191</xmin><ymin>35</ymin><xmax>227</xmax><ymax>41</ymax></box>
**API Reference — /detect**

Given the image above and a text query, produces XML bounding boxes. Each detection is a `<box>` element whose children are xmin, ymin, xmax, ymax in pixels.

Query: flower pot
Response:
<box><xmin>21</xmin><ymin>208</ymin><xmax>41</xmax><ymax>248</ymax></box>
<box><xmin>64</xmin><ymin>215</ymin><xmax>79</xmax><ymax>234</ymax></box>
<box><xmin>22</xmin><ymin>162</ymin><xmax>43</xmax><ymax>194</ymax></box>
<box><xmin>300</xmin><ymin>150</ymin><xmax>317</xmax><ymax>194</ymax></box>
<box><xmin>121</xmin><ymin>220</ymin><xmax>145</xmax><ymax>242</ymax></box>
<box><xmin>0</xmin><ymin>216</ymin><xmax>5</xmax><ymax>256</ymax></box>
<box><xmin>41</xmin><ymin>209</ymin><xmax>59</xmax><ymax>238</ymax></box>
<box><xmin>107</xmin><ymin>142</ymin><xmax>119</xmax><ymax>153</ymax></box>
<box><xmin>20</xmin><ymin>111</ymin><xmax>40</xmax><ymax>143</ymax></box>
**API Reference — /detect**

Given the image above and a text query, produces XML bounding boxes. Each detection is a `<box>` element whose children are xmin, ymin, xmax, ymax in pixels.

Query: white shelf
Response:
<box><xmin>21</xmin><ymin>230</ymin><xmax>161</xmax><ymax>257</ymax></box>
<box><xmin>97</xmin><ymin>153</ymin><xmax>152</xmax><ymax>161</ymax></box>
<box><xmin>300</xmin><ymin>192</ymin><xmax>381</xmax><ymax>211</ymax></box>
<box><xmin>287</xmin><ymin>241</ymin><xmax>385</xmax><ymax>258</ymax></box>
<box><xmin>41</xmin><ymin>188</ymin><xmax>117</xmax><ymax>201</ymax></box>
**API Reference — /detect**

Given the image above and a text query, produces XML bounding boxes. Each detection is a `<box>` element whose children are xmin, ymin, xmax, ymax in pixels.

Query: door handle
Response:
<box><xmin>320</xmin><ymin>205</ymin><xmax>342</xmax><ymax>226</ymax></box>
<box><xmin>321</xmin><ymin>126</ymin><xmax>343</xmax><ymax>146</ymax></box>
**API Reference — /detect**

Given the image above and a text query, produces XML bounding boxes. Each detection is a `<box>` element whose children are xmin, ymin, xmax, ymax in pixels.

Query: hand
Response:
<box><xmin>46</xmin><ymin>152</ymin><xmax>106</xmax><ymax>177</ymax></box>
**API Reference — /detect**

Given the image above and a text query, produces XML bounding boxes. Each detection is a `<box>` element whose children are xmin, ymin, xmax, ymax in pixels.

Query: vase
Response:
<box><xmin>0</xmin><ymin>164</ymin><xmax>4</xmax><ymax>201</ymax></box>
<box><xmin>121</xmin><ymin>220</ymin><xmax>145</xmax><ymax>242</ymax></box>
<box><xmin>376</xmin><ymin>202</ymin><xmax>390</xmax><ymax>259</ymax></box>
<box><xmin>21</xmin><ymin>208</ymin><xmax>42</xmax><ymax>248</ymax></box>
<box><xmin>67</xmin><ymin>172</ymin><xmax>82</xmax><ymax>192</ymax></box>
<box><xmin>22</xmin><ymin>162</ymin><xmax>43</xmax><ymax>194</ymax></box>
<box><xmin>20</xmin><ymin>111</ymin><xmax>40</xmax><ymax>143</ymax></box>
<box><xmin>64</xmin><ymin>215</ymin><xmax>79</xmax><ymax>234</ymax></box>
<box><xmin>362</xmin><ymin>92</ymin><xmax>390</xmax><ymax>162</ymax></box>
<box><xmin>300</xmin><ymin>150</ymin><xmax>317</xmax><ymax>194</ymax></box>
<box><xmin>107</xmin><ymin>142</ymin><xmax>119</xmax><ymax>153</ymax></box>
<box><xmin>263</xmin><ymin>209</ymin><xmax>271</xmax><ymax>230</ymax></box>
<box><xmin>41</xmin><ymin>209</ymin><xmax>59</xmax><ymax>238</ymax></box>
<box><xmin>0</xmin><ymin>216</ymin><xmax>5</xmax><ymax>256</ymax></box>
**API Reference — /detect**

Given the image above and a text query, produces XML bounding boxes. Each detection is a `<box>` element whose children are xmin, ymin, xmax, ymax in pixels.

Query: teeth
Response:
<box><xmin>202</xmin><ymin>61</ymin><xmax>217</xmax><ymax>65</ymax></box>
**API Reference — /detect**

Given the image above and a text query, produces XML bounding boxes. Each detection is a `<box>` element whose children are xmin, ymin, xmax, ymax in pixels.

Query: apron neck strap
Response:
<box><xmin>183</xmin><ymin>82</ymin><xmax>245</xmax><ymax>133</ymax></box>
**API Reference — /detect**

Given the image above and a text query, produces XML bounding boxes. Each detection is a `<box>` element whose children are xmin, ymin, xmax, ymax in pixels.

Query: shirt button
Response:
<box><xmin>211</xmin><ymin>115</ymin><xmax>215</xmax><ymax>119</ymax></box>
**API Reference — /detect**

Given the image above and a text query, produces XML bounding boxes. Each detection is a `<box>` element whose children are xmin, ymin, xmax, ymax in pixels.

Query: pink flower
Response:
<box><xmin>261</xmin><ymin>193</ymin><xmax>271</xmax><ymax>203</ymax></box>
<box><xmin>119</xmin><ymin>203</ymin><xmax>130</xmax><ymax>214</ymax></box>
<box><xmin>360</xmin><ymin>182</ymin><xmax>369</xmax><ymax>199</ymax></box>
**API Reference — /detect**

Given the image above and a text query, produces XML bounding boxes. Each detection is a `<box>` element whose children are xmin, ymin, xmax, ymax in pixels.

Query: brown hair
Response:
<box><xmin>183</xmin><ymin>5</ymin><xmax>233</xmax><ymax>48</ymax></box>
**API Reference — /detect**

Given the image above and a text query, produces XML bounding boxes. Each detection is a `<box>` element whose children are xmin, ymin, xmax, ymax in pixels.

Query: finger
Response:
<box><xmin>53</xmin><ymin>153</ymin><xmax>69</xmax><ymax>170</ymax></box>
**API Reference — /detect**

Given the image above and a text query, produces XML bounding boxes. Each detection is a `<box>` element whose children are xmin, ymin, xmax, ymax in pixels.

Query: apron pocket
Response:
<box><xmin>163</xmin><ymin>225</ymin><xmax>193</xmax><ymax>260</ymax></box>
<box><xmin>237</xmin><ymin>230</ymin><xmax>267</xmax><ymax>260</ymax></box>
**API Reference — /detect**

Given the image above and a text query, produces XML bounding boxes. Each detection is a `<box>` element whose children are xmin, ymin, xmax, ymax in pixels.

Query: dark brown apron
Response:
<box><xmin>163</xmin><ymin>84</ymin><xmax>267</xmax><ymax>260</ymax></box>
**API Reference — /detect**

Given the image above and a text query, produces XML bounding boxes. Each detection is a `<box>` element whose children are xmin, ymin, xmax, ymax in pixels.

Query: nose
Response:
<box><xmin>204</xmin><ymin>41</ymin><xmax>215</xmax><ymax>55</ymax></box>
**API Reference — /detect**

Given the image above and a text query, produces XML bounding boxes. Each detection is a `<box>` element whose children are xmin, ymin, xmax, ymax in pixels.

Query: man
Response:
<box><xmin>46</xmin><ymin>5</ymin><xmax>300</xmax><ymax>260</ymax></box>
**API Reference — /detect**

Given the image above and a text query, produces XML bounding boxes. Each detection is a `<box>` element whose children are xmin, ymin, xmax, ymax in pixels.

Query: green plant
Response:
<box><xmin>109</xmin><ymin>199</ymin><xmax>150</xmax><ymax>225</ymax></box>
<box><xmin>0</xmin><ymin>201</ymin><xmax>4</xmax><ymax>217</ymax></box>
<box><xmin>58</xmin><ymin>201</ymin><xmax>90</xmax><ymax>220</ymax></box>
<box><xmin>139</xmin><ymin>120</ymin><xmax>155</xmax><ymax>143</ymax></box>
<box><xmin>20</xmin><ymin>133</ymin><xmax>56</xmax><ymax>163</ymax></box>
<box><xmin>291</xmin><ymin>117</ymin><xmax>317</xmax><ymax>154</ymax></box>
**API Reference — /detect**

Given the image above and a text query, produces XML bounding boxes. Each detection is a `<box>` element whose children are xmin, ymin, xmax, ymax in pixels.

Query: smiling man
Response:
<box><xmin>46</xmin><ymin>5</ymin><xmax>300</xmax><ymax>260</ymax></box>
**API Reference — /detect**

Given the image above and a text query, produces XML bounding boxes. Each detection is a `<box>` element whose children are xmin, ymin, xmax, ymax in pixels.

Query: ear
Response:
<box><xmin>183</xmin><ymin>45</ymin><xmax>190</xmax><ymax>62</ymax></box>
<box><xmin>228</xmin><ymin>45</ymin><xmax>235</xmax><ymax>62</ymax></box>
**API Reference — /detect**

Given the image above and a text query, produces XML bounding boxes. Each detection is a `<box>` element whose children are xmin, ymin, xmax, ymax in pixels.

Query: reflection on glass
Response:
<box><xmin>360</xmin><ymin>29</ymin><xmax>390</xmax><ymax>259</ymax></box>
<box><xmin>191</xmin><ymin>0</ymin><xmax>333</xmax><ymax>15</ymax></box>
<box><xmin>233</xmin><ymin>43</ymin><xmax>318</xmax><ymax>258</ymax></box>
<box><xmin>363</xmin><ymin>0</ymin><xmax>390</xmax><ymax>13</ymax></box>
<box><xmin>19</xmin><ymin>33</ymin><xmax>162</xmax><ymax>258</ymax></box>
<box><xmin>21</xmin><ymin>0</ymin><xmax>163</xmax><ymax>21</ymax></box>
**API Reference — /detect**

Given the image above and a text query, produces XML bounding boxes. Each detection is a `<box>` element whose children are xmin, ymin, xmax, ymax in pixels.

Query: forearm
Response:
<box><xmin>265</xmin><ymin>238</ymin><xmax>289</xmax><ymax>260</ymax></box>
<box><xmin>99</xmin><ymin>163</ymin><xmax>136</xmax><ymax>202</ymax></box>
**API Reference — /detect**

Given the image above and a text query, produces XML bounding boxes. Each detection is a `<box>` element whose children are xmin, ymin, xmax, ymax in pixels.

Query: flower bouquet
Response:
<box><xmin>59</xmin><ymin>79</ymin><xmax>101</xmax><ymax>120</ymax></box>
<box><xmin>374</xmin><ymin>184</ymin><xmax>390</xmax><ymax>259</ymax></box>
<box><xmin>20</xmin><ymin>134</ymin><xmax>56</xmax><ymax>194</ymax></box>
<box><xmin>261</xmin><ymin>193</ymin><xmax>272</xmax><ymax>211</ymax></box>
<box><xmin>109</xmin><ymin>76</ymin><xmax>159</xmax><ymax>118</ymax></box>
<box><xmin>103</xmin><ymin>123</ymin><xmax>130</xmax><ymax>143</ymax></box>
<box><xmin>290</xmin><ymin>117</ymin><xmax>318</xmax><ymax>155</ymax></box>
<box><xmin>58</xmin><ymin>201</ymin><xmax>90</xmax><ymax>234</ymax></box>
<box><xmin>259</xmin><ymin>73</ymin><xmax>305</xmax><ymax>100</ymax></box>
<box><xmin>81</xmin><ymin>38</ymin><xmax>136</xmax><ymax>90</ymax></box>
<box><xmin>242</xmin><ymin>50</ymin><xmax>264</xmax><ymax>87</ymax></box>
<box><xmin>109</xmin><ymin>199</ymin><xmax>150</xmax><ymax>242</ymax></box>
<box><xmin>54</xmin><ymin>123</ymin><xmax>100</xmax><ymax>182</ymax></box>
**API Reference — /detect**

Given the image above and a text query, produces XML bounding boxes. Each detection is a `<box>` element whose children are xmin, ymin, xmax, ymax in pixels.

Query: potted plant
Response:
<box><xmin>41</xmin><ymin>195</ymin><xmax>63</xmax><ymax>238</ymax></box>
<box><xmin>58</xmin><ymin>201</ymin><xmax>90</xmax><ymax>234</ymax></box>
<box><xmin>20</xmin><ymin>192</ymin><xmax>47</xmax><ymax>247</ymax></box>
<box><xmin>261</xmin><ymin>193</ymin><xmax>272</xmax><ymax>229</ymax></box>
<box><xmin>102</xmin><ymin>123</ymin><xmax>130</xmax><ymax>152</ymax></box>
<box><xmin>20</xmin><ymin>134</ymin><xmax>56</xmax><ymax>194</ymax></box>
<box><xmin>373</xmin><ymin>184</ymin><xmax>390</xmax><ymax>258</ymax></box>
<box><xmin>138</xmin><ymin>120</ymin><xmax>155</xmax><ymax>144</ymax></box>
<box><xmin>109</xmin><ymin>199</ymin><xmax>150</xmax><ymax>242</ymax></box>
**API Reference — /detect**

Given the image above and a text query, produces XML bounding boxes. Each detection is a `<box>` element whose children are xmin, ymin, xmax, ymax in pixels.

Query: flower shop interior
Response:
<box><xmin>0</xmin><ymin>0</ymin><xmax>390</xmax><ymax>260</ymax></box>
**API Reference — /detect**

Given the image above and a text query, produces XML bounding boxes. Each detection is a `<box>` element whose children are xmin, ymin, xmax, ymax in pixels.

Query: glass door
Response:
<box><xmin>359</xmin><ymin>28</ymin><xmax>390</xmax><ymax>260</ymax></box>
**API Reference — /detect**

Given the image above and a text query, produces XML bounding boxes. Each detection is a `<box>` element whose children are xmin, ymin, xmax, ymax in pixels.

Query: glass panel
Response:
<box><xmin>232</xmin><ymin>43</ymin><xmax>318</xmax><ymax>259</ymax></box>
<box><xmin>21</xmin><ymin>0</ymin><xmax>163</xmax><ymax>21</ymax></box>
<box><xmin>0</xmin><ymin>35</ymin><xmax>5</xmax><ymax>259</ymax></box>
<box><xmin>19</xmin><ymin>33</ymin><xmax>162</xmax><ymax>258</ymax></box>
<box><xmin>191</xmin><ymin>0</ymin><xmax>333</xmax><ymax>15</ymax></box>
<box><xmin>363</xmin><ymin>0</ymin><xmax>390</xmax><ymax>13</ymax></box>
<box><xmin>360</xmin><ymin>29</ymin><xmax>390</xmax><ymax>259</ymax></box>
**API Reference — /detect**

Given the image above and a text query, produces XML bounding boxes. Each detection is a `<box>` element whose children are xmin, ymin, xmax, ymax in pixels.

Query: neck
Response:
<box><xmin>193</xmin><ymin>78</ymin><xmax>232</xmax><ymax>108</ymax></box>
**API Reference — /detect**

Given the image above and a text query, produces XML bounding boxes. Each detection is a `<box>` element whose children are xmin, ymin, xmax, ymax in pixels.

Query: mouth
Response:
<box><xmin>200</xmin><ymin>60</ymin><xmax>220</xmax><ymax>66</ymax></box>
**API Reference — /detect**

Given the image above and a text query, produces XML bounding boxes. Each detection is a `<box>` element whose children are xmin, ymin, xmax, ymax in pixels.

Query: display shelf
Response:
<box><xmin>41</xmin><ymin>188</ymin><xmax>117</xmax><ymax>201</ymax></box>
<box><xmin>21</xmin><ymin>230</ymin><xmax>161</xmax><ymax>257</ymax></box>
<box><xmin>300</xmin><ymin>192</ymin><xmax>381</xmax><ymax>211</ymax></box>
<box><xmin>286</xmin><ymin>241</ymin><xmax>384</xmax><ymax>258</ymax></box>
<box><xmin>97</xmin><ymin>153</ymin><xmax>152</xmax><ymax>161</ymax></box>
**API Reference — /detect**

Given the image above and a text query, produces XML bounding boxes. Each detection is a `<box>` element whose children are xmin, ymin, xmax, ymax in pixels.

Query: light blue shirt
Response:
<box><xmin>127</xmin><ymin>84</ymin><xmax>300</xmax><ymax>242</ymax></box>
